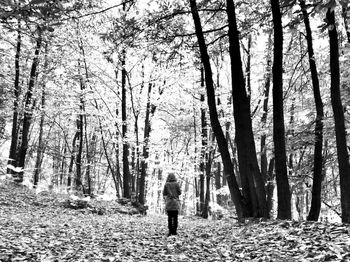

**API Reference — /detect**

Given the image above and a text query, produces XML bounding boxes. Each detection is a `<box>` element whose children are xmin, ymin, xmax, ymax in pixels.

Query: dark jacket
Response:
<box><xmin>163</xmin><ymin>173</ymin><xmax>181</xmax><ymax>211</ymax></box>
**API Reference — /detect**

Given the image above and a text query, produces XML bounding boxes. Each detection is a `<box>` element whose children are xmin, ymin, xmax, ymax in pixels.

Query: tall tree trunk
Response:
<box><xmin>270</xmin><ymin>0</ymin><xmax>291</xmax><ymax>219</ymax></box>
<box><xmin>33</xmin><ymin>82</ymin><xmax>45</xmax><ymax>187</ymax></box>
<box><xmin>16</xmin><ymin>30</ymin><xmax>42</xmax><ymax>183</ymax></box>
<box><xmin>7</xmin><ymin>21</ymin><xmax>21</xmax><ymax>175</ymax></box>
<box><xmin>299</xmin><ymin>0</ymin><xmax>324</xmax><ymax>222</ymax></box>
<box><xmin>260</xmin><ymin>31</ymin><xmax>272</xmax><ymax>184</ymax></box>
<box><xmin>121</xmin><ymin>47</ymin><xmax>131</xmax><ymax>198</ymax></box>
<box><xmin>75</xmin><ymin>72</ymin><xmax>85</xmax><ymax>192</ymax></box>
<box><xmin>226</xmin><ymin>0</ymin><xmax>267</xmax><ymax>218</ymax></box>
<box><xmin>260</xmin><ymin>32</ymin><xmax>273</xmax><ymax>217</ymax></box>
<box><xmin>190</xmin><ymin>0</ymin><xmax>246</xmax><ymax>220</ymax></box>
<box><xmin>139</xmin><ymin>82</ymin><xmax>156</xmax><ymax>204</ymax></box>
<box><xmin>78</xmin><ymin>31</ymin><xmax>94</xmax><ymax>196</ymax></box>
<box><xmin>327</xmin><ymin>8</ymin><xmax>350</xmax><ymax>223</ymax></box>
<box><xmin>199</xmin><ymin>67</ymin><xmax>206</xmax><ymax>215</ymax></box>
<box><xmin>33</xmin><ymin>43</ymin><xmax>49</xmax><ymax>187</ymax></box>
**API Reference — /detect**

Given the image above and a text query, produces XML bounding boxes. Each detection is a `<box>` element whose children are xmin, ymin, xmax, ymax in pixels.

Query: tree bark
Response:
<box><xmin>215</xmin><ymin>162</ymin><xmax>222</xmax><ymax>205</ymax></box>
<box><xmin>190</xmin><ymin>0</ymin><xmax>246</xmax><ymax>220</ymax></box>
<box><xmin>260</xmin><ymin>31</ymin><xmax>272</xmax><ymax>184</ymax></box>
<box><xmin>299</xmin><ymin>0</ymin><xmax>324</xmax><ymax>222</ymax></box>
<box><xmin>270</xmin><ymin>0</ymin><xmax>291</xmax><ymax>219</ymax></box>
<box><xmin>226</xmin><ymin>0</ymin><xmax>267</xmax><ymax>218</ymax></box>
<box><xmin>139</xmin><ymin>82</ymin><xmax>156</xmax><ymax>204</ymax></box>
<box><xmin>33</xmin><ymin>43</ymin><xmax>49</xmax><ymax>187</ymax></box>
<box><xmin>199</xmin><ymin>67</ymin><xmax>206</xmax><ymax>215</ymax></box>
<box><xmin>327</xmin><ymin>8</ymin><xmax>350</xmax><ymax>223</ymax></box>
<box><xmin>7</xmin><ymin>21</ymin><xmax>21</xmax><ymax>175</ymax></box>
<box><xmin>266</xmin><ymin>157</ymin><xmax>275</xmax><ymax>214</ymax></box>
<box><xmin>245</xmin><ymin>34</ymin><xmax>252</xmax><ymax>102</ymax></box>
<box><xmin>121</xmin><ymin>47</ymin><xmax>131</xmax><ymax>198</ymax></box>
<box><xmin>67</xmin><ymin>132</ymin><xmax>78</xmax><ymax>189</ymax></box>
<box><xmin>75</xmin><ymin>72</ymin><xmax>85</xmax><ymax>192</ymax></box>
<box><xmin>202</xmin><ymin>153</ymin><xmax>212</xmax><ymax>219</ymax></box>
<box><xmin>341</xmin><ymin>2</ymin><xmax>350</xmax><ymax>43</ymax></box>
<box><xmin>16</xmin><ymin>30</ymin><xmax>42</xmax><ymax>183</ymax></box>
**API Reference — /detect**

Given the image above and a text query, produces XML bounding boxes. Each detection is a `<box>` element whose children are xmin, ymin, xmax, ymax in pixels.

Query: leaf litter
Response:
<box><xmin>1</xmin><ymin>182</ymin><xmax>350</xmax><ymax>261</ymax></box>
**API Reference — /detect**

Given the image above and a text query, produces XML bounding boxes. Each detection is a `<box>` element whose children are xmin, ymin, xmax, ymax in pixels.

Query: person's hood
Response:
<box><xmin>166</xmin><ymin>173</ymin><xmax>177</xmax><ymax>182</ymax></box>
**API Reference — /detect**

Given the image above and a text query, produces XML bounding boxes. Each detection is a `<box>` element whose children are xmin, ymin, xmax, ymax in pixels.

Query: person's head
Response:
<box><xmin>166</xmin><ymin>172</ymin><xmax>177</xmax><ymax>182</ymax></box>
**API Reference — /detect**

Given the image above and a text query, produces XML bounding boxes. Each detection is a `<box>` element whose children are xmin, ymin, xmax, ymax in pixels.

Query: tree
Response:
<box><xmin>260</xmin><ymin>31</ymin><xmax>274</xmax><ymax>216</ymax></box>
<box><xmin>226</xmin><ymin>0</ymin><xmax>267</xmax><ymax>218</ymax></box>
<box><xmin>7</xmin><ymin>20</ymin><xmax>21</xmax><ymax>175</ymax></box>
<box><xmin>138</xmin><ymin>82</ymin><xmax>157</xmax><ymax>204</ymax></box>
<box><xmin>327</xmin><ymin>6</ymin><xmax>350</xmax><ymax>223</ymax></box>
<box><xmin>15</xmin><ymin>28</ymin><xmax>43</xmax><ymax>183</ymax></box>
<box><xmin>299</xmin><ymin>0</ymin><xmax>324</xmax><ymax>221</ymax></box>
<box><xmin>271</xmin><ymin>0</ymin><xmax>291</xmax><ymax>219</ymax></box>
<box><xmin>189</xmin><ymin>0</ymin><xmax>246</xmax><ymax>220</ymax></box>
<box><xmin>33</xmin><ymin>43</ymin><xmax>49</xmax><ymax>187</ymax></box>
<box><xmin>199</xmin><ymin>67</ymin><xmax>207</xmax><ymax>216</ymax></box>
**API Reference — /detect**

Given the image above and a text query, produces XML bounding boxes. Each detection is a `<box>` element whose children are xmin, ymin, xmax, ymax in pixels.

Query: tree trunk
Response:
<box><xmin>342</xmin><ymin>2</ymin><xmax>350</xmax><ymax>43</ymax></box>
<box><xmin>7</xmin><ymin>22</ymin><xmax>21</xmax><ymax>175</ymax></box>
<box><xmin>60</xmin><ymin>145</ymin><xmax>67</xmax><ymax>185</ymax></box>
<box><xmin>99</xmin><ymin>117</ymin><xmax>120</xmax><ymax>197</ymax></box>
<box><xmin>270</xmin><ymin>0</ymin><xmax>291</xmax><ymax>219</ymax></box>
<box><xmin>226</xmin><ymin>0</ymin><xmax>267</xmax><ymax>218</ymax></box>
<box><xmin>75</xmin><ymin>73</ymin><xmax>85</xmax><ymax>192</ymax></box>
<box><xmin>67</xmin><ymin>132</ymin><xmax>78</xmax><ymax>189</ymax></box>
<box><xmin>327</xmin><ymin>8</ymin><xmax>350</xmax><ymax>223</ymax></box>
<box><xmin>190</xmin><ymin>0</ymin><xmax>246</xmax><ymax>220</ymax></box>
<box><xmin>202</xmin><ymin>155</ymin><xmax>212</xmax><ymax>219</ymax></box>
<box><xmin>245</xmin><ymin>34</ymin><xmax>252</xmax><ymax>102</ymax></box>
<box><xmin>84</xmin><ymin>130</ymin><xmax>94</xmax><ymax>196</ymax></box>
<box><xmin>266</xmin><ymin>158</ymin><xmax>275</xmax><ymax>215</ymax></box>
<box><xmin>199</xmin><ymin>67</ymin><xmax>206</xmax><ymax>215</ymax></box>
<box><xmin>121</xmin><ymin>47</ymin><xmax>131</xmax><ymax>198</ymax></box>
<box><xmin>260</xmin><ymin>31</ymin><xmax>272</xmax><ymax>184</ymax></box>
<box><xmin>33</xmin><ymin>83</ymin><xmax>45</xmax><ymax>187</ymax></box>
<box><xmin>139</xmin><ymin>82</ymin><xmax>156</xmax><ymax>204</ymax></box>
<box><xmin>299</xmin><ymin>0</ymin><xmax>324</xmax><ymax>222</ymax></box>
<box><xmin>16</xmin><ymin>30</ymin><xmax>42</xmax><ymax>183</ymax></box>
<box><xmin>215</xmin><ymin>162</ymin><xmax>222</xmax><ymax>206</ymax></box>
<box><xmin>33</xmin><ymin>43</ymin><xmax>49</xmax><ymax>187</ymax></box>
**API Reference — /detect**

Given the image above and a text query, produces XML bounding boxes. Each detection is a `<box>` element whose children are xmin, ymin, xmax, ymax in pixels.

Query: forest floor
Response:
<box><xmin>1</xmin><ymin>182</ymin><xmax>350</xmax><ymax>262</ymax></box>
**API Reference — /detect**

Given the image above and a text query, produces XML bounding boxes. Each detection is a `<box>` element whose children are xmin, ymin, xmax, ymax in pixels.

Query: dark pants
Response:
<box><xmin>167</xmin><ymin>210</ymin><xmax>178</xmax><ymax>235</ymax></box>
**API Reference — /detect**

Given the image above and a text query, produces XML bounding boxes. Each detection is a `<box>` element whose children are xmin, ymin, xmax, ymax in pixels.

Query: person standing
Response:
<box><xmin>163</xmin><ymin>172</ymin><xmax>181</xmax><ymax>236</ymax></box>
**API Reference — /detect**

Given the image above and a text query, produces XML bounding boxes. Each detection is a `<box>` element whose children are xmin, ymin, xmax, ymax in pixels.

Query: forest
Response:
<box><xmin>1</xmin><ymin>0</ymin><xmax>350</xmax><ymax>225</ymax></box>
